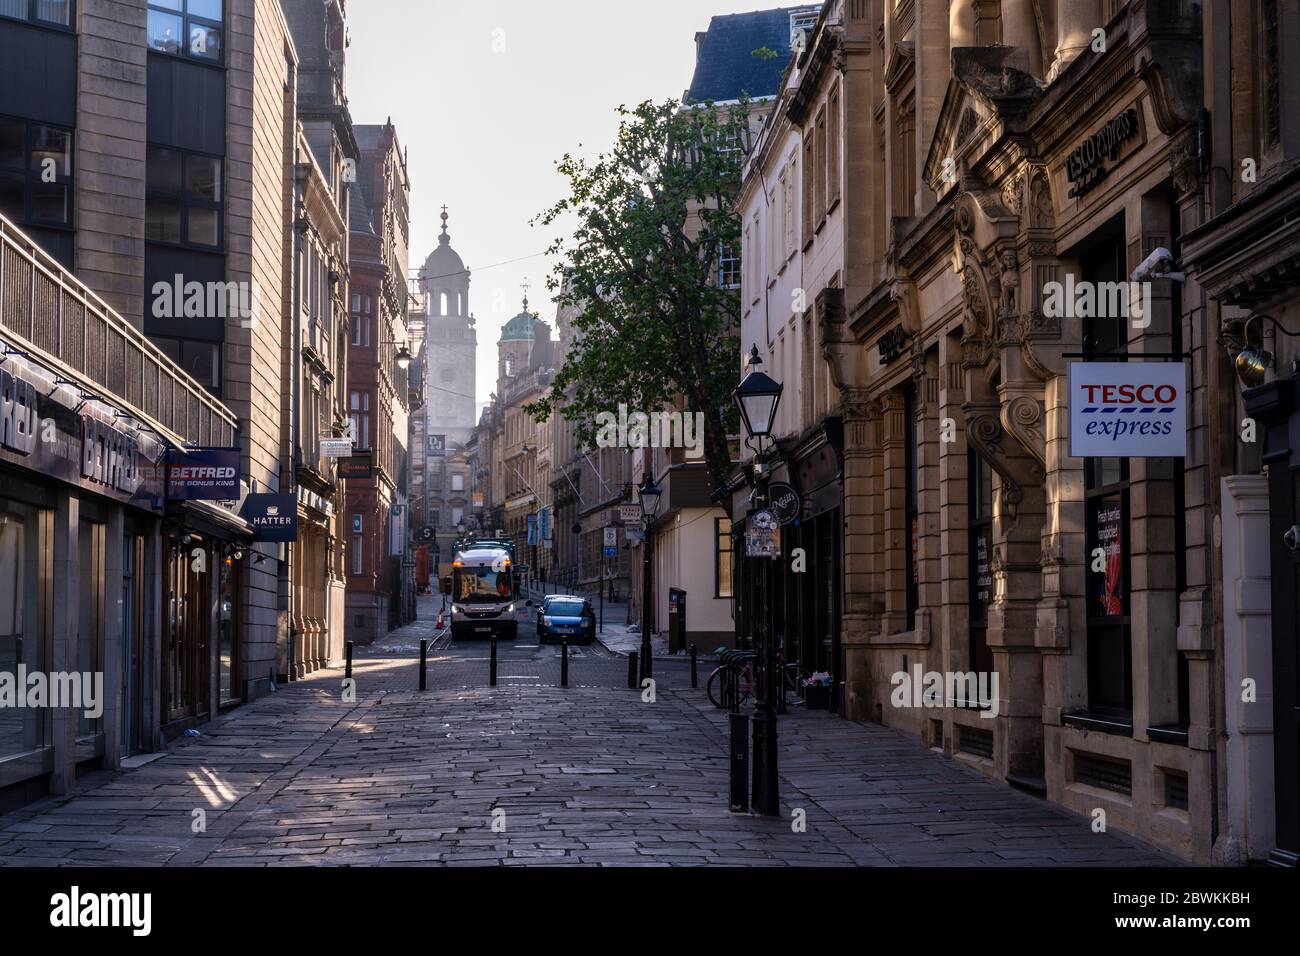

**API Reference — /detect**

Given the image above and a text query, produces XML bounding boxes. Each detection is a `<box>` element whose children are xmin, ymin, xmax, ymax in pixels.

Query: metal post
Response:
<box><xmin>752</xmin><ymin>538</ymin><xmax>779</xmax><ymax>816</ymax></box>
<box><xmin>345</xmin><ymin>641</ymin><xmax>353</xmax><ymax>681</ymax></box>
<box><xmin>627</xmin><ymin>651</ymin><xmax>638</xmax><ymax>689</ymax></box>
<box><xmin>599</xmin><ymin>566</ymin><xmax>604</xmax><ymax>634</ymax></box>
<box><xmin>490</xmin><ymin>636</ymin><xmax>497</xmax><ymax>687</ymax></box>
<box><xmin>561</xmin><ymin>641</ymin><xmax>569</xmax><ymax>688</ymax></box>
<box><xmin>419</xmin><ymin>639</ymin><xmax>428</xmax><ymax>691</ymax></box>
<box><xmin>690</xmin><ymin>644</ymin><xmax>698</xmax><ymax>688</ymax></box>
<box><xmin>729</xmin><ymin>712</ymin><xmax>749</xmax><ymax>813</ymax></box>
<box><xmin>640</xmin><ymin>512</ymin><xmax>653</xmax><ymax>684</ymax></box>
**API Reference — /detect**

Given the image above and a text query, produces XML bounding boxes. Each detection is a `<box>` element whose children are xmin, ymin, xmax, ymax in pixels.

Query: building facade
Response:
<box><xmin>344</xmin><ymin>120</ymin><xmax>413</xmax><ymax>643</ymax></box>
<box><xmin>729</xmin><ymin>0</ymin><xmax>1300</xmax><ymax>865</ymax></box>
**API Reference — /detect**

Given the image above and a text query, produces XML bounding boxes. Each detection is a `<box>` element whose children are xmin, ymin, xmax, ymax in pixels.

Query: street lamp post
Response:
<box><xmin>637</xmin><ymin>472</ymin><xmax>663</xmax><ymax>685</ymax></box>
<box><xmin>734</xmin><ymin>344</ymin><xmax>784</xmax><ymax>817</ymax></box>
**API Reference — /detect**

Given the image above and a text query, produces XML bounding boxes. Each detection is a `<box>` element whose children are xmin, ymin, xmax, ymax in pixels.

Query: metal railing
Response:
<box><xmin>0</xmin><ymin>214</ymin><xmax>238</xmax><ymax>447</ymax></box>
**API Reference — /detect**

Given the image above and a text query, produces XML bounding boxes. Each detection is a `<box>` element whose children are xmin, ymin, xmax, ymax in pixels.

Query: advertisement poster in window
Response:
<box><xmin>1093</xmin><ymin>499</ymin><xmax>1124</xmax><ymax>616</ymax></box>
<box><xmin>973</xmin><ymin>529</ymin><xmax>992</xmax><ymax>614</ymax></box>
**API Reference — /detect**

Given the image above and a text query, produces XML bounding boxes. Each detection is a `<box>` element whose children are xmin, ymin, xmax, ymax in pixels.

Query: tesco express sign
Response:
<box><xmin>1068</xmin><ymin>362</ymin><xmax>1187</xmax><ymax>458</ymax></box>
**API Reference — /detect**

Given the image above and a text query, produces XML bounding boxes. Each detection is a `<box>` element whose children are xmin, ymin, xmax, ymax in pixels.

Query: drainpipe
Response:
<box><xmin>289</xmin><ymin>171</ymin><xmax>306</xmax><ymax>683</ymax></box>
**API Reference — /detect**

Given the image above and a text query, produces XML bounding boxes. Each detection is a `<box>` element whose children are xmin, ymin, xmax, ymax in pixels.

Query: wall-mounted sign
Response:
<box><xmin>166</xmin><ymin>447</ymin><xmax>240</xmax><ymax>501</ymax></box>
<box><xmin>603</xmin><ymin>526</ymin><xmax>618</xmax><ymax>557</ymax></box>
<box><xmin>81</xmin><ymin>415</ymin><xmax>141</xmax><ymax>495</ymax></box>
<box><xmin>320</xmin><ymin>438</ymin><xmax>353</xmax><ymax>458</ymax></box>
<box><xmin>618</xmin><ymin>504</ymin><xmax>641</xmax><ymax>524</ymax></box>
<box><xmin>338</xmin><ymin>450</ymin><xmax>373</xmax><ymax>480</ymax></box>
<box><xmin>744</xmin><ymin>509</ymin><xmax>780</xmax><ymax>558</ymax></box>
<box><xmin>877</xmin><ymin>325</ymin><xmax>910</xmax><ymax>364</ymax></box>
<box><xmin>241</xmin><ymin>493</ymin><xmax>298</xmax><ymax>542</ymax></box>
<box><xmin>428</xmin><ymin>433</ymin><xmax>446</xmax><ymax>457</ymax></box>
<box><xmin>1065</xmin><ymin>105</ymin><xmax>1140</xmax><ymax>198</ymax></box>
<box><xmin>417</xmin><ymin>525</ymin><xmax>435</xmax><ymax>543</ymax></box>
<box><xmin>767</xmin><ymin>482</ymin><xmax>801</xmax><ymax>526</ymax></box>
<box><xmin>0</xmin><ymin>365</ymin><xmax>38</xmax><ymax>455</ymax></box>
<box><xmin>1068</xmin><ymin>362</ymin><xmax>1186</xmax><ymax>458</ymax></box>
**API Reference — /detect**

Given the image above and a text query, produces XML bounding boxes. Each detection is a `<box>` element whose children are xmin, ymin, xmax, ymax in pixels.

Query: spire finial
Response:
<box><xmin>439</xmin><ymin>205</ymin><xmax>449</xmax><ymax>243</ymax></box>
<box><xmin>521</xmin><ymin>279</ymin><xmax>531</xmax><ymax>312</ymax></box>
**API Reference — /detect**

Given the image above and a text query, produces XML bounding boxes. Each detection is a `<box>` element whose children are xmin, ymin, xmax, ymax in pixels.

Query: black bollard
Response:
<box><xmin>419</xmin><ymin>639</ymin><xmax>428</xmax><ymax>691</ymax></box>
<box><xmin>627</xmin><ymin>651</ymin><xmax>638</xmax><ymax>689</ymax></box>
<box><xmin>561</xmin><ymin>641</ymin><xmax>569</xmax><ymax>688</ymax></box>
<box><xmin>729</xmin><ymin>712</ymin><xmax>750</xmax><ymax>813</ymax></box>
<box><xmin>690</xmin><ymin>644</ymin><xmax>698</xmax><ymax>688</ymax></box>
<box><xmin>490</xmin><ymin>636</ymin><xmax>498</xmax><ymax>687</ymax></box>
<box><xmin>345</xmin><ymin>641</ymin><xmax>353</xmax><ymax>681</ymax></box>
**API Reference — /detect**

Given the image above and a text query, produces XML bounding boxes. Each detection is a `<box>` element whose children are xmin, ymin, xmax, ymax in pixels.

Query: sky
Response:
<box><xmin>346</xmin><ymin>0</ymin><xmax>785</xmax><ymax>408</ymax></box>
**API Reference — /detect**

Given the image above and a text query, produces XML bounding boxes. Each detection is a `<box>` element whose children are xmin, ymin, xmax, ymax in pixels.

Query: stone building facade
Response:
<box><xmin>734</xmin><ymin>0</ymin><xmax>1296</xmax><ymax>864</ymax></box>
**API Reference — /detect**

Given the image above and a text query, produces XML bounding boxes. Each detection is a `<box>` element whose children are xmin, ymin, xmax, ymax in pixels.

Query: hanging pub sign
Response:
<box><xmin>166</xmin><ymin>447</ymin><xmax>240</xmax><ymax>501</ymax></box>
<box><xmin>1067</xmin><ymin>362</ymin><xmax>1186</xmax><ymax>458</ymax></box>
<box><xmin>240</xmin><ymin>492</ymin><xmax>298</xmax><ymax>542</ymax></box>
<box><xmin>337</xmin><ymin>449</ymin><xmax>373</xmax><ymax>480</ymax></box>
<box><xmin>744</xmin><ymin>509</ymin><xmax>781</xmax><ymax>558</ymax></box>
<box><xmin>767</xmin><ymin>482</ymin><xmax>801</xmax><ymax>526</ymax></box>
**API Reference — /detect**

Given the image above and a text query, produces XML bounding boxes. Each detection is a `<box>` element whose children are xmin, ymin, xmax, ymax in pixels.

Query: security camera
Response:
<box><xmin>1130</xmin><ymin>246</ymin><xmax>1185</xmax><ymax>283</ymax></box>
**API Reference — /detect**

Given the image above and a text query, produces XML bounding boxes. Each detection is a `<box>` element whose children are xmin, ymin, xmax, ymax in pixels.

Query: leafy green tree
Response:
<box><xmin>528</xmin><ymin>98</ymin><xmax>751</xmax><ymax>491</ymax></box>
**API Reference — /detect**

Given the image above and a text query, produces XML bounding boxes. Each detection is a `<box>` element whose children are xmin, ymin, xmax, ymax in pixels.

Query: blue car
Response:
<box><xmin>537</xmin><ymin>596</ymin><xmax>596</xmax><ymax>644</ymax></box>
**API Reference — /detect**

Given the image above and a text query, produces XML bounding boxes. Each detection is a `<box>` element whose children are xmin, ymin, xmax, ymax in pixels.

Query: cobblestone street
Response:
<box><xmin>0</xmin><ymin>606</ymin><xmax>1176</xmax><ymax>867</ymax></box>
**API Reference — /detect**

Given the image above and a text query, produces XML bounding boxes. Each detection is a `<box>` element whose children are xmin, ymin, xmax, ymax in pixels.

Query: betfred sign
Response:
<box><xmin>166</xmin><ymin>448</ymin><xmax>240</xmax><ymax>501</ymax></box>
<box><xmin>1068</xmin><ymin>362</ymin><xmax>1186</xmax><ymax>458</ymax></box>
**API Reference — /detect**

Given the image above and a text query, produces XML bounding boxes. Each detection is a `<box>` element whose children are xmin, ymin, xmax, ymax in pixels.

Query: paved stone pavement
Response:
<box><xmin>0</xmin><ymin>654</ymin><xmax>1178</xmax><ymax>866</ymax></box>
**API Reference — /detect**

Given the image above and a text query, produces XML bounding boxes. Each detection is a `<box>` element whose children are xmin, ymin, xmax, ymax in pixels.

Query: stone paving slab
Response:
<box><xmin>0</xmin><ymin>661</ymin><xmax>1178</xmax><ymax>867</ymax></box>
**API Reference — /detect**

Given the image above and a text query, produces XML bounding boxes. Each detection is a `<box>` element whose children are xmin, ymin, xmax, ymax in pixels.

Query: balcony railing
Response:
<box><xmin>0</xmin><ymin>214</ymin><xmax>238</xmax><ymax>448</ymax></box>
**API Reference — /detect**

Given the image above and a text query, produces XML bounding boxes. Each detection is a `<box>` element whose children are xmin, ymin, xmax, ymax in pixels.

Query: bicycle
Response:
<box><xmin>706</xmin><ymin>648</ymin><xmax>811</xmax><ymax>710</ymax></box>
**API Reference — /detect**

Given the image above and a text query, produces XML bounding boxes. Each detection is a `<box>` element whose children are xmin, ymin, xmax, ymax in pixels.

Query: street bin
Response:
<box><xmin>668</xmin><ymin>588</ymin><xmax>687</xmax><ymax>654</ymax></box>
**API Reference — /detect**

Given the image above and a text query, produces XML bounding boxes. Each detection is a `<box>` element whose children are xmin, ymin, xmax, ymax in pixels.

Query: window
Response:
<box><xmin>1080</xmin><ymin>232</ymin><xmax>1133</xmax><ymax>718</ymax></box>
<box><xmin>783</xmin><ymin>158</ymin><xmax>795</xmax><ymax>258</ymax></box>
<box><xmin>451</xmin><ymin>473</ymin><xmax>464</xmax><ymax>492</ymax></box>
<box><xmin>904</xmin><ymin>387</ymin><xmax>918</xmax><ymax>631</ymax></box>
<box><xmin>814</xmin><ymin>106</ymin><xmax>827</xmax><ymax>221</ymax></box>
<box><xmin>148</xmin><ymin>0</ymin><xmax>223</xmax><ymax>64</ymax></box>
<box><xmin>0</xmin><ymin>0</ymin><xmax>72</xmax><ymax>27</ymax></box>
<box><xmin>350</xmin><ymin>294</ymin><xmax>371</xmax><ymax>347</ymax></box>
<box><xmin>828</xmin><ymin>85</ymin><xmax>841</xmax><ymax>207</ymax></box>
<box><xmin>0</xmin><ymin>117</ymin><xmax>73</xmax><ymax>228</ymax></box>
<box><xmin>716</xmin><ymin>517</ymin><xmax>733</xmax><ymax>598</ymax></box>
<box><xmin>801</xmin><ymin>139</ymin><xmax>814</xmax><ymax>243</ymax></box>
<box><xmin>146</xmin><ymin>147</ymin><xmax>222</xmax><ymax>249</ymax></box>
<box><xmin>351</xmin><ymin>526</ymin><xmax>363</xmax><ymax>576</ymax></box>
<box><xmin>349</xmin><ymin>390</ymin><xmax>371</xmax><ymax>449</ymax></box>
<box><xmin>968</xmin><ymin>450</ymin><xmax>994</xmax><ymax>675</ymax></box>
<box><xmin>718</xmin><ymin>244</ymin><xmax>740</xmax><ymax>289</ymax></box>
<box><xmin>151</xmin><ymin>336</ymin><xmax>221</xmax><ymax>395</ymax></box>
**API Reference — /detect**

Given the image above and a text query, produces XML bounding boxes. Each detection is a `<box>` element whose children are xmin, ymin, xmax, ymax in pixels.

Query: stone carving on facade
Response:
<box><xmin>965</xmin><ymin>407</ymin><xmax>1025</xmax><ymax>527</ymax></box>
<box><xmin>1001</xmin><ymin>171</ymin><xmax>1024</xmax><ymax>218</ymax></box>
<box><xmin>815</xmin><ymin>286</ymin><xmax>858</xmax><ymax>393</ymax></box>
<box><xmin>1028</xmin><ymin>168</ymin><xmax>1053</xmax><ymax>229</ymax></box>
<box><xmin>1000</xmin><ymin>393</ymin><xmax>1047</xmax><ymax>473</ymax></box>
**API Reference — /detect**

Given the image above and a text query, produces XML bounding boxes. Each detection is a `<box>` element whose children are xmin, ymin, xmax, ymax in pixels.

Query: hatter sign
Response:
<box><xmin>1068</xmin><ymin>362</ymin><xmax>1186</xmax><ymax>458</ymax></box>
<box><xmin>241</xmin><ymin>493</ymin><xmax>298</xmax><ymax>542</ymax></box>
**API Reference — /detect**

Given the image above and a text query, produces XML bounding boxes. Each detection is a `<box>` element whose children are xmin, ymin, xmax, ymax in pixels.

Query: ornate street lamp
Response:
<box><xmin>734</xmin><ymin>343</ymin><xmax>784</xmax><ymax>817</ymax></box>
<box><xmin>637</xmin><ymin>471</ymin><xmax>663</xmax><ymax>683</ymax></box>
<box><xmin>396</xmin><ymin>343</ymin><xmax>412</xmax><ymax>371</ymax></box>
<box><xmin>734</xmin><ymin>345</ymin><xmax>783</xmax><ymax>443</ymax></box>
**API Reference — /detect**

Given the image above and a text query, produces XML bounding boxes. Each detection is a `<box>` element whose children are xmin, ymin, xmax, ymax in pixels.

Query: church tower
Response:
<box><xmin>419</xmin><ymin>207</ymin><xmax>477</xmax><ymax>450</ymax></box>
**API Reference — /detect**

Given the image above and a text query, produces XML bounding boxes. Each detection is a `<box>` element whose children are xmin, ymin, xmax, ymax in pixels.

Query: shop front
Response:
<box><xmin>0</xmin><ymin>354</ymin><xmax>171</xmax><ymax>804</ymax></box>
